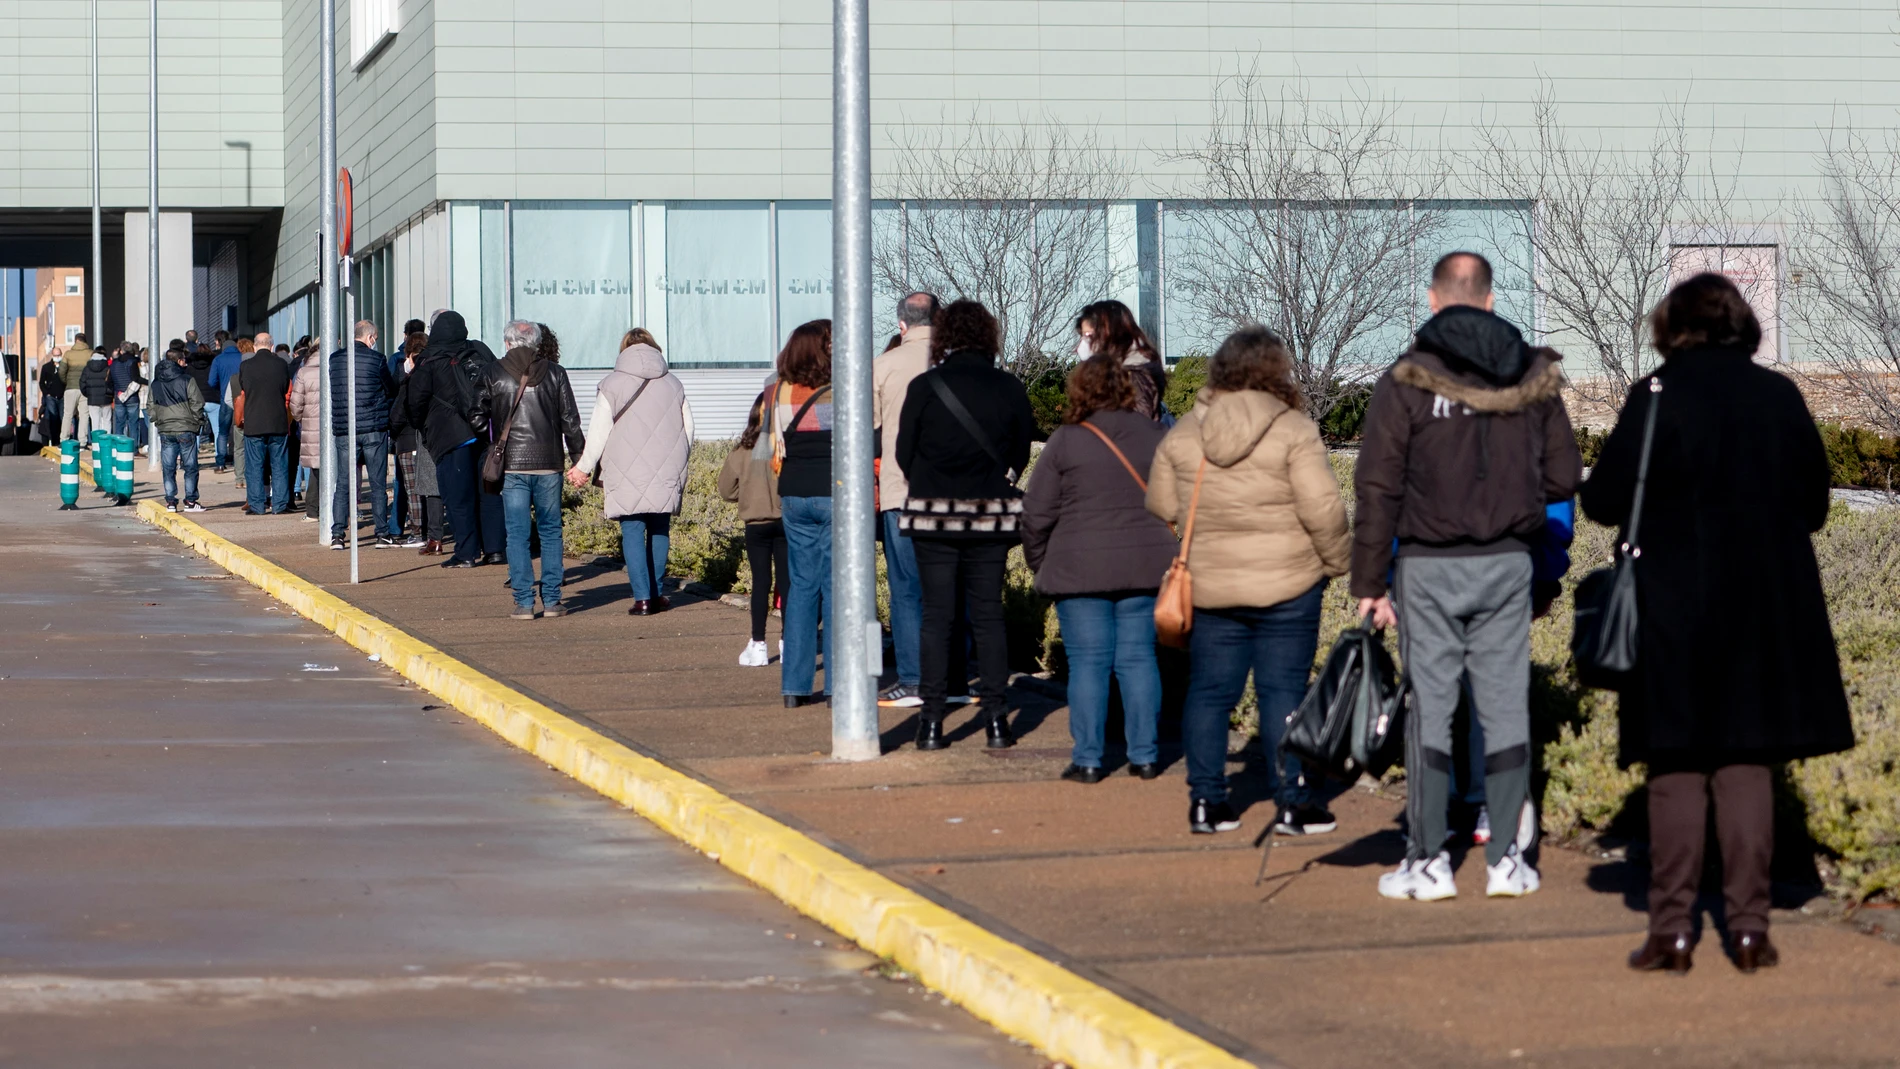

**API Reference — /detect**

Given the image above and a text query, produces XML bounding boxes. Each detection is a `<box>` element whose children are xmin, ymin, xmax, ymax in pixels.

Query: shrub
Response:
<box><xmin>1818</xmin><ymin>422</ymin><xmax>1900</xmax><ymax>491</ymax></box>
<box><xmin>1163</xmin><ymin>356</ymin><xmax>1208</xmax><ymax>418</ymax></box>
<box><xmin>561</xmin><ymin>440</ymin><xmax>746</xmax><ymax>592</ymax></box>
<box><xmin>1025</xmin><ymin>365</ymin><xmax>1070</xmax><ymax>440</ymax></box>
<box><xmin>1574</xmin><ymin>426</ymin><xmax>1610</xmax><ymax>468</ymax></box>
<box><xmin>1317</xmin><ymin>382</ymin><xmax>1373</xmax><ymax>443</ymax></box>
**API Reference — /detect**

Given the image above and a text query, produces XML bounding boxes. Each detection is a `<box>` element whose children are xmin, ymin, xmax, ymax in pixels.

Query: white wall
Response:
<box><xmin>121</xmin><ymin>210</ymin><xmax>193</xmax><ymax>347</ymax></box>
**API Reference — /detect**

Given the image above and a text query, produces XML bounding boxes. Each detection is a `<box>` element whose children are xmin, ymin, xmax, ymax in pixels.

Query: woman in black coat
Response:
<box><xmin>1580</xmin><ymin>273</ymin><xmax>1854</xmax><ymax>976</ymax></box>
<box><xmin>895</xmin><ymin>299</ymin><xmax>1037</xmax><ymax>752</ymax></box>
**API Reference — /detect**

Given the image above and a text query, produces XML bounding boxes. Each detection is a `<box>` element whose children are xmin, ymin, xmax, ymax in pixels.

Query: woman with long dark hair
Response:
<box><xmin>1147</xmin><ymin>326</ymin><xmax>1351</xmax><ymax>835</ymax></box>
<box><xmin>719</xmin><ymin>386</ymin><xmax>788</xmax><ymax>668</ymax></box>
<box><xmin>1075</xmin><ymin>299</ymin><xmax>1167</xmax><ymax>421</ymax></box>
<box><xmin>1582</xmin><ymin>274</ymin><xmax>1853</xmax><ymax>974</ymax></box>
<box><xmin>896</xmin><ymin>299</ymin><xmax>1038</xmax><ymax>750</ymax></box>
<box><xmin>772</xmin><ymin>320</ymin><xmax>836</xmax><ymax>705</ymax></box>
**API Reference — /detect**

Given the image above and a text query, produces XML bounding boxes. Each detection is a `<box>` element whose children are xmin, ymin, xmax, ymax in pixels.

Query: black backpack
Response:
<box><xmin>1280</xmin><ymin>618</ymin><xmax>1409</xmax><ymax>782</ymax></box>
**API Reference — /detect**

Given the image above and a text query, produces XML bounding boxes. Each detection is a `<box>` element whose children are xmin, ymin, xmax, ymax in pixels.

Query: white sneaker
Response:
<box><xmin>1486</xmin><ymin>843</ymin><xmax>1541</xmax><ymax>898</ymax></box>
<box><xmin>1472</xmin><ymin>805</ymin><xmax>1492</xmax><ymax>845</ymax></box>
<box><xmin>738</xmin><ymin>639</ymin><xmax>769</xmax><ymax>667</ymax></box>
<box><xmin>1379</xmin><ymin>851</ymin><xmax>1457</xmax><ymax>901</ymax></box>
<box><xmin>1516</xmin><ymin>797</ymin><xmax>1538</xmax><ymax>853</ymax></box>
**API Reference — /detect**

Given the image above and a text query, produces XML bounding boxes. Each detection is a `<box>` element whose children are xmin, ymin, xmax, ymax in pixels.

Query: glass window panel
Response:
<box><xmin>663</xmin><ymin>202</ymin><xmax>772</xmax><ymax>367</ymax></box>
<box><xmin>510</xmin><ymin>202</ymin><xmax>633</xmax><ymax>369</ymax></box>
<box><xmin>776</xmin><ymin>201</ymin><xmax>831</xmax><ymax>343</ymax></box>
<box><xmin>478</xmin><ymin>204</ymin><xmax>506</xmax><ymax>352</ymax></box>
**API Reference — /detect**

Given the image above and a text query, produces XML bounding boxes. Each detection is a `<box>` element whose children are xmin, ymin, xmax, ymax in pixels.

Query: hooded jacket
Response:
<box><xmin>1147</xmin><ymin>388</ymin><xmax>1351</xmax><ymax>610</ymax></box>
<box><xmin>580</xmin><ymin>343</ymin><xmax>690</xmax><ymax>518</ymax></box>
<box><xmin>487</xmin><ymin>345</ymin><xmax>585</xmax><ymax>473</ymax></box>
<box><xmin>1350</xmin><ymin>306</ymin><xmax>1583</xmax><ymax>599</ymax></box>
<box><xmin>108</xmin><ymin>352</ymin><xmax>147</xmax><ymax>399</ymax></box>
<box><xmin>59</xmin><ymin>342</ymin><xmax>94</xmax><ymax>391</ymax></box>
<box><xmin>404</xmin><ymin>312</ymin><xmax>496</xmax><ymax>461</ymax></box>
<box><xmin>207</xmin><ymin>343</ymin><xmax>242</xmax><ymax>402</ymax></box>
<box><xmin>149</xmin><ymin>359</ymin><xmax>206</xmax><ymax>435</ymax></box>
<box><xmin>77</xmin><ymin>351</ymin><xmax>113</xmax><ymax>406</ymax></box>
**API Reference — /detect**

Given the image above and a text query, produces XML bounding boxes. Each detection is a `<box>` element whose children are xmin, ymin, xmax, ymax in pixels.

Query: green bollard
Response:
<box><xmin>59</xmin><ymin>440</ymin><xmax>79</xmax><ymax>510</ymax></box>
<box><xmin>112</xmin><ymin>435</ymin><xmax>134</xmax><ymax>504</ymax></box>
<box><xmin>90</xmin><ymin>432</ymin><xmax>107</xmax><ymax>492</ymax></box>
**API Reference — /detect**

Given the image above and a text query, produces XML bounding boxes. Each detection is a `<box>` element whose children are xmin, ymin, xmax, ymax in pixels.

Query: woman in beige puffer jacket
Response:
<box><xmin>1146</xmin><ymin>325</ymin><xmax>1351</xmax><ymax>836</ymax></box>
<box><xmin>289</xmin><ymin>350</ymin><xmax>324</xmax><ymax>518</ymax></box>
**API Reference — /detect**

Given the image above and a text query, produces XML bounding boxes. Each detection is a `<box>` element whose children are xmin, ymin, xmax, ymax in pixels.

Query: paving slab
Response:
<box><xmin>111</xmin><ymin>458</ymin><xmax>1900</xmax><ymax>1068</ymax></box>
<box><xmin>0</xmin><ymin>460</ymin><xmax>1036</xmax><ymax>1069</ymax></box>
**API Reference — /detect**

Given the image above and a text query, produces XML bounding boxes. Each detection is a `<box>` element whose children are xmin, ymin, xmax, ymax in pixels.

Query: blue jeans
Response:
<box><xmin>780</xmin><ymin>495</ymin><xmax>832</xmax><ymax>697</ymax></box>
<box><xmin>618</xmin><ymin>514</ymin><xmax>672</xmax><ymax>601</ymax></box>
<box><xmin>880</xmin><ymin>510</ymin><xmax>922</xmax><ymax>686</ymax></box>
<box><xmin>1181</xmin><ymin>581</ymin><xmax>1327</xmax><ymax>807</ymax></box>
<box><xmin>159</xmin><ymin>432</ymin><xmax>199</xmax><ymax>504</ymax></box>
<box><xmin>1055</xmin><ymin>595</ymin><xmax>1161</xmax><ymax>768</ymax></box>
<box><xmin>210</xmin><ymin>401</ymin><xmax>232</xmax><ymax>466</ymax></box>
<box><xmin>113</xmin><ymin>399</ymin><xmax>140</xmax><ymax>441</ymax></box>
<box><xmin>331</xmin><ymin>430</ymin><xmax>394</xmax><ymax>541</ymax></box>
<box><xmin>244</xmin><ymin>433</ymin><xmax>291</xmax><ymax>513</ymax></box>
<box><xmin>504</xmin><ymin>473</ymin><xmax>565</xmax><ymax>609</ymax></box>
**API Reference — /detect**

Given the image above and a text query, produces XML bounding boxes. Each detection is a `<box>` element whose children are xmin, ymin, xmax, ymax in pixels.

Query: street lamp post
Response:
<box><xmin>90</xmin><ymin>0</ymin><xmax>101</xmax><ymax>345</ymax></box>
<box><xmin>829</xmin><ymin>0</ymin><xmax>879</xmax><ymax>761</ymax></box>
<box><xmin>317</xmin><ymin>0</ymin><xmax>338</xmax><ymax>546</ymax></box>
<box><xmin>147</xmin><ymin>0</ymin><xmax>159</xmax><ymax>471</ymax></box>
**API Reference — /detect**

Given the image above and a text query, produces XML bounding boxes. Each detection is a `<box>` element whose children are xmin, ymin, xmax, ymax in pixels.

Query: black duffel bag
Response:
<box><xmin>1572</xmin><ymin>377</ymin><xmax>1661</xmax><ymax>690</ymax></box>
<box><xmin>1281</xmin><ymin>616</ymin><xmax>1409</xmax><ymax>781</ymax></box>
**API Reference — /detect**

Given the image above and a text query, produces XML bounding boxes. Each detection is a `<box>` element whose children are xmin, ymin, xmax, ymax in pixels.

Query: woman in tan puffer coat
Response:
<box><xmin>289</xmin><ymin>348</ymin><xmax>324</xmax><ymax>519</ymax></box>
<box><xmin>1146</xmin><ymin>325</ymin><xmax>1351</xmax><ymax>836</ymax></box>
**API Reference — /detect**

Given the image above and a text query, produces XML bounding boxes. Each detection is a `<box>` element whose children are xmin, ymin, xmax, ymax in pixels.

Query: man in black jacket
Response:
<box><xmin>405</xmin><ymin>310</ymin><xmax>496</xmax><ymax>567</ymax></box>
<box><xmin>327</xmin><ymin>320</ymin><xmax>397</xmax><ymax>549</ymax></box>
<box><xmin>489</xmin><ymin>321</ymin><xmax>585</xmax><ymax>618</ymax></box>
<box><xmin>236</xmin><ymin>336</ymin><xmax>294</xmax><ymax>514</ymax></box>
<box><xmin>1353</xmin><ymin>252</ymin><xmax>1582</xmax><ymax>903</ymax></box>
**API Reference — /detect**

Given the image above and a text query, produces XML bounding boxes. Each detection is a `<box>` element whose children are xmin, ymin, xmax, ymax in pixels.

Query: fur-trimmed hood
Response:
<box><xmin>1395</xmin><ymin>304</ymin><xmax>1566</xmax><ymax>413</ymax></box>
<box><xmin>1393</xmin><ymin>351</ymin><xmax>1565</xmax><ymax>415</ymax></box>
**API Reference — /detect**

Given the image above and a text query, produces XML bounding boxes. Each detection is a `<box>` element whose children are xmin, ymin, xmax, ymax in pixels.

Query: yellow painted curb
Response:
<box><xmin>39</xmin><ymin>443</ymin><xmax>96</xmax><ymax>482</ymax></box>
<box><xmin>131</xmin><ymin>497</ymin><xmax>1255</xmax><ymax>1069</ymax></box>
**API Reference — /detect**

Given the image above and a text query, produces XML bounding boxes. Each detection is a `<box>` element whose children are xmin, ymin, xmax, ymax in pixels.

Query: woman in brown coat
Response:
<box><xmin>1147</xmin><ymin>326</ymin><xmax>1351</xmax><ymax>835</ymax></box>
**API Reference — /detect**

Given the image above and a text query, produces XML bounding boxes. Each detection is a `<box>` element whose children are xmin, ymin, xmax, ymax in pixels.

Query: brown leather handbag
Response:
<box><xmin>1154</xmin><ymin>457</ymin><xmax>1207</xmax><ymax>649</ymax></box>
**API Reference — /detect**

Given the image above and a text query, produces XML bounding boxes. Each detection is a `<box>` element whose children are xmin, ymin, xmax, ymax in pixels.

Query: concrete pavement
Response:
<box><xmin>0</xmin><ymin>460</ymin><xmax>1038</xmax><ymax>1068</ymax></box>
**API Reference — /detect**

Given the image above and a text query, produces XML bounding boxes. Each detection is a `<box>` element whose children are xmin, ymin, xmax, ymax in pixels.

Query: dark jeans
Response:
<box><xmin>302</xmin><ymin>467</ymin><xmax>321</xmax><ymax>518</ymax></box>
<box><xmin>159</xmin><ymin>432</ymin><xmax>199</xmax><ymax>504</ymax></box>
<box><xmin>503</xmin><ymin>472</ymin><xmax>565</xmax><ymax>609</ymax></box>
<box><xmin>331</xmin><ymin>430</ymin><xmax>393</xmax><ymax>541</ymax></box>
<box><xmin>436</xmin><ymin>443</ymin><xmax>484</xmax><ymax>563</ymax></box>
<box><xmin>744</xmin><ymin>520</ymin><xmax>789</xmax><ymax>643</ymax></box>
<box><xmin>1054</xmin><ymin>594</ymin><xmax>1161</xmax><ymax>768</ymax></box>
<box><xmin>1181</xmin><ymin>581</ymin><xmax>1326</xmax><ymax>807</ymax></box>
<box><xmin>113</xmin><ymin>398</ymin><xmax>140</xmax><ymax>442</ymax></box>
<box><xmin>780</xmin><ymin>497</ymin><xmax>830</xmax><ymax>697</ymax></box>
<box><xmin>915</xmin><ymin>537</ymin><xmax>1010</xmax><ymax>724</ymax></box>
<box><xmin>244</xmin><ymin>433</ymin><xmax>291</xmax><ymax>513</ymax></box>
<box><xmin>1647</xmin><ymin>763</ymin><xmax>1773</xmax><ymax>936</ymax></box>
<box><xmin>880</xmin><ymin>510</ymin><xmax>922</xmax><ymax>686</ymax></box>
<box><xmin>477</xmin><ymin>444</ymin><xmax>506</xmax><ymax>554</ymax></box>
<box><xmin>213</xmin><ymin>400</ymin><xmax>233</xmax><ymax>466</ymax></box>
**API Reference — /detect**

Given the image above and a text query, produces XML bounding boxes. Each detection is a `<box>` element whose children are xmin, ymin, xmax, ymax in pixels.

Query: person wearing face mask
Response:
<box><xmin>1074</xmin><ymin>300</ymin><xmax>1168</xmax><ymax>423</ymax></box>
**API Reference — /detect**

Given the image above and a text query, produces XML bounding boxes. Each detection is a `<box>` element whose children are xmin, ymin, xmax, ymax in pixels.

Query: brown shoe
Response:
<box><xmin>418</xmin><ymin>539</ymin><xmax>441</xmax><ymax>556</ymax></box>
<box><xmin>1730</xmin><ymin>930</ymin><xmax>1779</xmax><ymax>973</ymax></box>
<box><xmin>1629</xmin><ymin>932</ymin><xmax>1694</xmax><ymax>974</ymax></box>
<box><xmin>628</xmin><ymin>599</ymin><xmax>658</xmax><ymax>616</ymax></box>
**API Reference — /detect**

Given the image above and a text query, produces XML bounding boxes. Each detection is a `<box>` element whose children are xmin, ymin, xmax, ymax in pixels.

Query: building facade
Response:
<box><xmin>3</xmin><ymin>1</ymin><xmax>1896</xmax><ymax>433</ymax></box>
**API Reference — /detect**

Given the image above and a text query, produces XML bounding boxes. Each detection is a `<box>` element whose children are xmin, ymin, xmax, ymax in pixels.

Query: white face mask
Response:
<box><xmin>1075</xmin><ymin>337</ymin><xmax>1093</xmax><ymax>358</ymax></box>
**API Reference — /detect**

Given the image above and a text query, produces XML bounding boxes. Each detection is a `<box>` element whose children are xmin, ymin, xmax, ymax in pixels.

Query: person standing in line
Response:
<box><xmin>389</xmin><ymin>318</ymin><xmax>428</xmax><ymax>537</ymax></box>
<box><xmin>566</xmin><ymin>328</ymin><xmax>693</xmax><ymax>615</ymax></box>
<box><xmin>185</xmin><ymin>339</ymin><xmax>216</xmax><ymax>458</ymax></box>
<box><xmin>1582</xmin><ymin>274</ymin><xmax>1854</xmax><ymax>975</ymax></box>
<box><xmin>108</xmin><ymin>342</ymin><xmax>148</xmax><ymax>451</ymax></box>
<box><xmin>1075</xmin><ymin>300</ymin><xmax>1168</xmax><ymax>421</ymax></box>
<box><xmin>1354</xmin><ymin>251</ymin><xmax>1583</xmax><ymax>901</ymax></box>
<box><xmin>871</xmin><ymin>291</ymin><xmax>938</xmax><ymax>709</ymax></box>
<box><xmin>490</xmin><ymin>321</ymin><xmax>585</xmax><ymax>619</ymax></box>
<box><xmin>289</xmin><ymin>339</ymin><xmax>324</xmax><ymax>521</ymax></box>
<box><xmin>896</xmin><ymin>299</ymin><xmax>1037</xmax><ymax>750</ymax></box>
<box><xmin>77</xmin><ymin>342</ymin><xmax>113</xmax><ymax>446</ymax></box>
<box><xmin>1022</xmin><ymin>354</ymin><xmax>1176</xmax><ymax>782</ymax></box>
<box><xmin>1148</xmin><ymin>327</ymin><xmax>1352</xmax><ymax>835</ymax></box>
<box><xmin>236</xmin><ymin>334</ymin><xmax>294</xmax><ymax>515</ymax></box>
<box><xmin>58</xmin><ymin>335</ymin><xmax>93</xmax><ymax>442</ymax></box>
<box><xmin>327</xmin><ymin>320</ymin><xmax>397</xmax><ymax>549</ymax></box>
<box><xmin>37</xmin><ymin>351</ymin><xmax>64</xmax><ymax>444</ymax></box>
<box><xmin>149</xmin><ymin>342</ymin><xmax>207</xmax><ymax>513</ymax></box>
<box><xmin>406</xmin><ymin>311</ymin><xmax>494</xmax><ymax>567</ymax></box>
<box><xmin>754</xmin><ymin>322</ymin><xmax>834</xmax><ymax>705</ymax></box>
<box><xmin>390</xmin><ymin>330</ymin><xmax>442</xmax><ymax>551</ymax></box>
<box><xmin>206</xmin><ymin>330</ymin><xmax>240</xmax><ymax>472</ymax></box>
<box><xmin>718</xmin><ymin>386</ymin><xmax>788</xmax><ymax>667</ymax></box>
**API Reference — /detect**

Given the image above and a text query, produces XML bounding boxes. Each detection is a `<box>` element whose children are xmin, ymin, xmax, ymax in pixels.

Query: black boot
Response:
<box><xmin>915</xmin><ymin>718</ymin><xmax>946</xmax><ymax>751</ymax></box>
<box><xmin>984</xmin><ymin>715</ymin><xmax>1016</xmax><ymax>749</ymax></box>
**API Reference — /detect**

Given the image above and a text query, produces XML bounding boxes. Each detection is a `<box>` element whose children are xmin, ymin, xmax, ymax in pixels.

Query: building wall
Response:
<box><xmin>0</xmin><ymin>0</ymin><xmax>284</xmax><ymax>210</ymax></box>
<box><xmin>35</xmin><ymin>267</ymin><xmax>87</xmax><ymax>356</ymax></box>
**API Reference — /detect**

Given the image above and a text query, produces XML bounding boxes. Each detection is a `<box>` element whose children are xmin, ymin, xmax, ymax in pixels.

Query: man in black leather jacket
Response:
<box><xmin>488</xmin><ymin>320</ymin><xmax>585</xmax><ymax>619</ymax></box>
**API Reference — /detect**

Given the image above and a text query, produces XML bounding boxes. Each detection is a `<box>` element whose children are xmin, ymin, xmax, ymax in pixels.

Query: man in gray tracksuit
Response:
<box><xmin>1352</xmin><ymin>251</ymin><xmax>1582</xmax><ymax>901</ymax></box>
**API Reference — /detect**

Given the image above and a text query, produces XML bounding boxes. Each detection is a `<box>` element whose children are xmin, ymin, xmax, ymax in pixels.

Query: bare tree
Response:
<box><xmin>1162</xmin><ymin>73</ymin><xmax>1448</xmax><ymax>417</ymax></box>
<box><xmin>1790</xmin><ymin>123</ymin><xmax>1900</xmax><ymax>435</ymax></box>
<box><xmin>873</xmin><ymin>112</ymin><xmax>1130</xmax><ymax>379</ymax></box>
<box><xmin>1468</xmin><ymin>86</ymin><xmax>1697</xmax><ymax>404</ymax></box>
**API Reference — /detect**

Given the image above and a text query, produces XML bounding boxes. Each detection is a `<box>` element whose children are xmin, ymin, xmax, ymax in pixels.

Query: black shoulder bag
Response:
<box><xmin>1572</xmin><ymin>376</ymin><xmax>1662</xmax><ymax>690</ymax></box>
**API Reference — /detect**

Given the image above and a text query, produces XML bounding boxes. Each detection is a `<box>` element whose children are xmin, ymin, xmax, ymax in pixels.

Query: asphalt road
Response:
<box><xmin>0</xmin><ymin>461</ymin><xmax>1034</xmax><ymax>1068</ymax></box>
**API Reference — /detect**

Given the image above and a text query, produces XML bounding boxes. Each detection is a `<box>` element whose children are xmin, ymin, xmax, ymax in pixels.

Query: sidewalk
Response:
<box><xmin>132</xmin><ymin>462</ymin><xmax>1900</xmax><ymax>1068</ymax></box>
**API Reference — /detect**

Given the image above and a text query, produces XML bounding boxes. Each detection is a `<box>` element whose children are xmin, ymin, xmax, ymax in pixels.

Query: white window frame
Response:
<box><xmin>63</xmin><ymin>275</ymin><xmax>81</xmax><ymax>296</ymax></box>
<box><xmin>351</xmin><ymin>0</ymin><xmax>398</xmax><ymax>70</ymax></box>
<box><xmin>64</xmin><ymin>325</ymin><xmax>81</xmax><ymax>344</ymax></box>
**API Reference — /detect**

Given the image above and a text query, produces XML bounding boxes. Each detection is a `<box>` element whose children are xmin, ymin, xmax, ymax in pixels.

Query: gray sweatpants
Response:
<box><xmin>1394</xmin><ymin>553</ymin><xmax>1533</xmax><ymax>865</ymax></box>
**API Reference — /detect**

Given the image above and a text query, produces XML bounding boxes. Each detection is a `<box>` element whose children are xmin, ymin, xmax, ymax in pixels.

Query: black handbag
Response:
<box><xmin>1281</xmin><ymin>614</ymin><xmax>1409</xmax><ymax>782</ymax></box>
<box><xmin>1572</xmin><ymin>376</ymin><xmax>1662</xmax><ymax>690</ymax></box>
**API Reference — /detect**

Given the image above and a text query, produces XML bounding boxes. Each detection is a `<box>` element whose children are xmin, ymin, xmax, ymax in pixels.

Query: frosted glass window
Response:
<box><xmin>512</xmin><ymin>203</ymin><xmax>633</xmax><ymax>369</ymax></box>
<box><xmin>776</xmin><ymin>202</ymin><xmax>831</xmax><ymax>341</ymax></box>
<box><xmin>664</xmin><ymin>203</ymin><xmax>772</xmax><ymax>368</ymax></box>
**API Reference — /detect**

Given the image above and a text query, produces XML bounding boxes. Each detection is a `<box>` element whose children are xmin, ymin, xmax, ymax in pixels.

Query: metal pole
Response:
<box><xmin>318</xmin><ymin>0</ymin><xmax>338</xmax><ymax>545</ymax></box>
<box><xmin>829</xmin><ymin>0</ymin><xmax>878</xmax><ymax>760</ymax></box>
<box><xmin>346</xmin><ymin>262</ymin><xmax>358</xmax><ymax>582</ymax></box>
<box><xmin>90</xmin><ymin>0</ymin><xmax>101</xmax><ymax>343</ymax></box>
<box><xmin>147</xmin><ymin>0</ymin><xmax>159</xmax><ymax>471</ymax></box>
